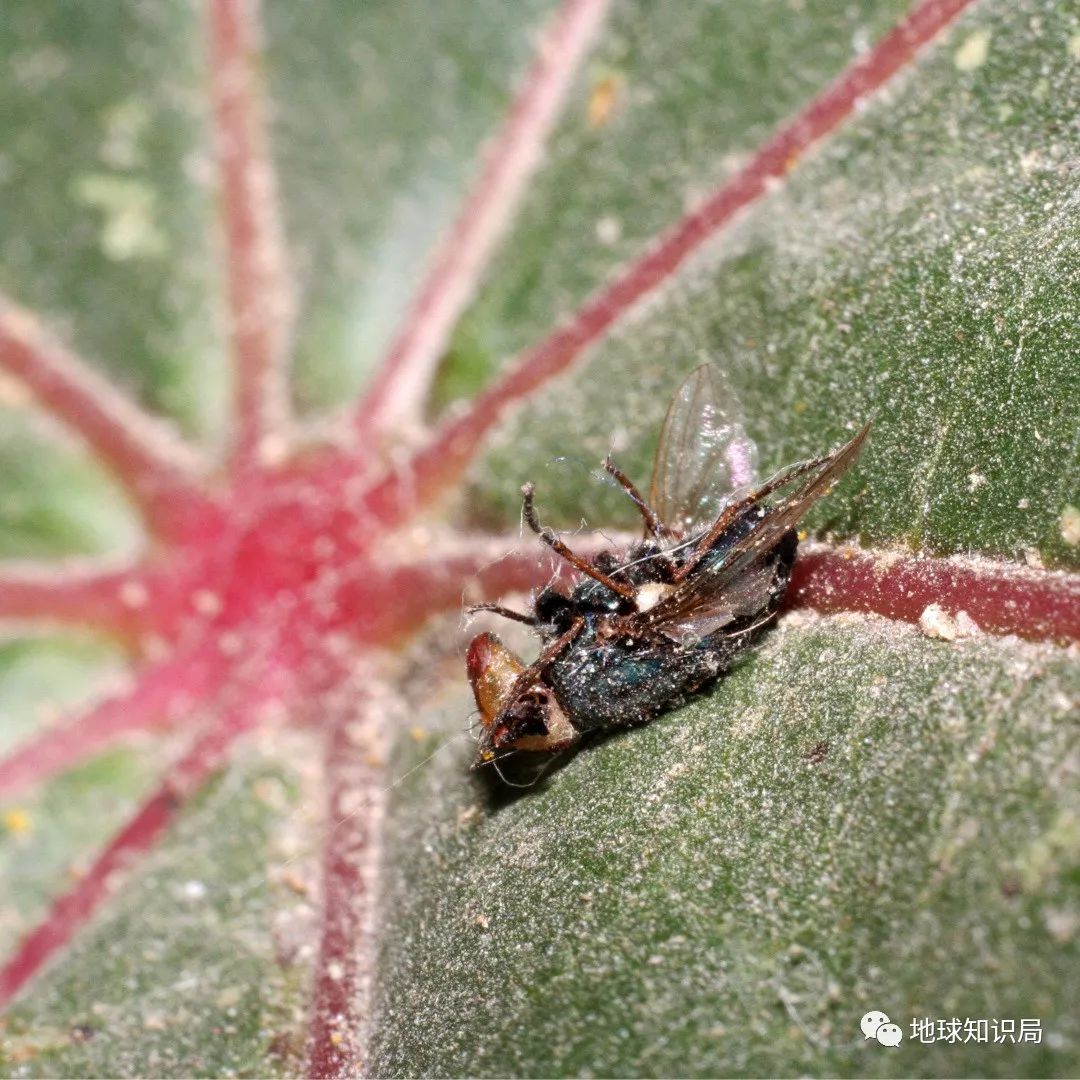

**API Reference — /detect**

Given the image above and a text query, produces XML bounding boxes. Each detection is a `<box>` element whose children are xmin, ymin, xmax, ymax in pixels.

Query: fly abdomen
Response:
<box><xmin>546</xmin><ymin>631</ymin><xmax>744</xmax><ymax>734</ymax></box>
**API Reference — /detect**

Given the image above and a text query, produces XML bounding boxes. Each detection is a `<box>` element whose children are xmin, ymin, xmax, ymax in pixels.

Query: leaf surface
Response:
<box><xmin>1</xmin><ymin>745</ymin><xmax>317</xmax><ymax>1078</ymax></box>
<box><xmin>0</xmin><ymin>0</ymin><xmax>1076</xmax><ymax>1075</ymax></box>
<box><xmin>372</xmin><ymin>616</ymin><xmax>1080</xmax><ymax>1077</ymax></box>
<box><xmin>467</xmin><ymin>0</ymin><xmax>1080</xmax><ymax>567</ymax></box>
<box><xmin>263</xmin><ymin>0</ymin><xmax>557</xmax><ymax>413</ymax></box>
<box><xmin>0</xmin><ymin>2</ymin><xmax>222</xmax><ymax>440</ymax></box>
<box><xmin>372</xmin><ymin>1</ymin><xmax>1080</xmax><ymax>1075</ymax></box>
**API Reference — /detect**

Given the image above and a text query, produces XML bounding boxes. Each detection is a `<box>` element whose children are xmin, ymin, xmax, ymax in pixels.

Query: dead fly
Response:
<box><xmin>466</xmin><ymin>364</ymin><xmax>869</xmax><ymax>775</ymax></box>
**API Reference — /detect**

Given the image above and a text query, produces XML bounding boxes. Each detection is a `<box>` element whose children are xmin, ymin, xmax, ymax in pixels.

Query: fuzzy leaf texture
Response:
<box><xmin>0</xmin><ymin>0</ymin><xmax>1077</xmax><ymax>1078</ymax></box>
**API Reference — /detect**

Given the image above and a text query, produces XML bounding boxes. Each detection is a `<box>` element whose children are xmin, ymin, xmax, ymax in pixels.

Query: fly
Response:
<box><xmin>466</xmin><ymin>364</ymin><xmax>869</xmax><ymax>775</ymax></box>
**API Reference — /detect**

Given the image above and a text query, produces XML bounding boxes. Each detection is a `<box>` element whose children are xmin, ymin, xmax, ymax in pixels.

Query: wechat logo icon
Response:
<box><xmin>862</xmin><ymin>1010</ymin><xmax>903</xmax><ymax>1047</ymax></box>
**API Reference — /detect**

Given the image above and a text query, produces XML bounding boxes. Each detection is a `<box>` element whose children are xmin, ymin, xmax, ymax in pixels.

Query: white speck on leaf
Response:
<box><xmin>595</xmin><ymin>215</ymin><xmax>622</xmax><ymax>245</ymax></box>
<box><xmin>181</xmin><ymin>880</ymin><xmax>207</xmax><ymax>901</ymax></box>
<box><xmin>919</xmin><ymin>603</ymin><xmax>958</xmax><ymax>640</ymax></box>
<box><xmin>1043</xmin><ymin>907</ymin><xmax>1080</xmax><ymax>943</ymax></box>
<box><xmin>1060</xmin><ymin>505</ymin><xmax>1080</xmax><ymax>547</ymax></box>
<box><xmin>954</xmin><ymin>29</ymin><xmax>991</xmax><ymax>72</ymax></box>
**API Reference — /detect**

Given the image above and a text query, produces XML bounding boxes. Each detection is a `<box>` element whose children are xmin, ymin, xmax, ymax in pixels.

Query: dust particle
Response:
<box><xmin>2</xmin><ymin>808</ymin><xmax>32</xmax><ymax>836</ymax></box>
<box><xmin>587</xmin><ymin>72</ymin><xmax>623</xmax><ymax>128</ymax></box>
<box><xmin>279</xmin><ymin>870</ymin><xmax>309</xmax><ymax>897</ymax></box>
<box><xmin>182</xmin><ymin>879</ymin><xmax>207</xmax><ymax>901</ymax></box>
<box><xmin>919</xmin><ymin>603</ymin><xmax>957</xmax><ymax>641</ymax></box>
<box><xmin>1024</xmin><ymin>547</ymin><xmax>1046</xmax><ymax>570</ymax></box>
<box><xmin>1059</xmin><ymin>505</ymin><xmax>1080</xmax><ymax>547</ymax></box>
<box><xmin>1043</xmin><ymin>906</ymin><xmax>1080</xmax><ymax>943</ymax></box>
<box><xmin>954</xmin><ymin>29</ymin><xmax>991</xmax><ymax>72</ymax></box>
<box><xmin>595</xmin><ymin>215</ymin><xmax>622</xmax><ymax>245</ymax></box>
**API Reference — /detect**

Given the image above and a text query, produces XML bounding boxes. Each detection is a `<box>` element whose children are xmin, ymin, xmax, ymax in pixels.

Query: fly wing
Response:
<box><xmin>650</xmin><ymin>559</ymin><xmax>781</xmax><ymax>646</ymax></box>
<box><xmin>639</xmin><ymin>423</ymin><xmax>870</xmax><ymax>644</ymax></box>
<box><xmin>648</xmin><ymin>365</ymin><xmax>758</xmax><ymax>539</ymax></box>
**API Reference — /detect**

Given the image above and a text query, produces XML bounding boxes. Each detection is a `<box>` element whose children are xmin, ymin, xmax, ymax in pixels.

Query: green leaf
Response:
<box><xmin>447</xmin><ymin>0</ymin><xmax>911</xmax><ymax>374</ymax></box>
<box><xmin>0</xmin><ymin>638</ymin><xmax>152</xmax><ymax>961</ymax></box>
<box><xmin>0</xmin><ymin>409</ymin><xmax>140</xmax><ymax>560</ymax></box>
<box><xmin>1</xmin><ymin>746</ymin><xmax>316</xmax><ymax>1078</ymax></box>
<box><xmin>465</xmin><ymin>0</ymin><xmax>1080</xmax><ymax>567</ymax></box>
<box><xmin>371</xmin><ymin>616</ymin><xmax>1080</xmax><ymax>1077</ymax></box>
<box><xmin>1</xmin><ymin>0</ymin><xmax>1077</xmax><ymax>1075</ymax></box>
<box><xmin>0</xmin><ymin>636</ymin><xmax>127</xmax><ymax>757</ymax></box>
<box><xmin>264</xmin><ymin>0</ymin><xmax>556</xmax><ymax>414</ymax></box>
<box><xmin>0</xmin><ymin>2</ymin><xmax>223</xmax><ymax>441</ymax></box>
<box><xmin>0</xmin><ymin>3</ymin><xmax>565</xmax><ymax>1075</ymax></box>
<box><xmin>370</xmin><ymin>0</ymin><xmax>1080</xmax><ymax>1075</ymax></box>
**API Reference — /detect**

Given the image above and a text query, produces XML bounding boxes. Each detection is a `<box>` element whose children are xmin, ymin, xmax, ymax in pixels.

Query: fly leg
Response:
<box><xmin>501</xmin><ymin>615</ymin><xmax>585</xmax><ymax>712</ymax></box>
<box><xmin>466</xmin><ymin>602</ymin><xmax>536</xmax><ymax>626</ymax></box>
<box><xmin>602</xmin><ymin>456</ymin><xmax>673</xmax><ymax>541</ymax></box>
<box><xmin>521</xmin><ymin>483</ymin><xmax>636</xmax><ymax>600</ymax></box>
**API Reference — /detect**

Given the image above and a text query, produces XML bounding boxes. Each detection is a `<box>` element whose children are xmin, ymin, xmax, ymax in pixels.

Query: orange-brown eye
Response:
<box><xmin>466</xmin><ymin>632</ymin><xmax>526</xmax><ymax>730</ymax></box>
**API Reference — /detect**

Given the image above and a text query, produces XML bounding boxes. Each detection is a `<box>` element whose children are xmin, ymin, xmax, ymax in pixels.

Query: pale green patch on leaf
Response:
<box><xmin>0</xmin><ymin>409</ymin><xmax>141</xmax><ymax>560</ymax></box>
<box><xmin>0</xmin><ymin>2</ymin><xmax>223</xmax><ymax>441</ymax></box>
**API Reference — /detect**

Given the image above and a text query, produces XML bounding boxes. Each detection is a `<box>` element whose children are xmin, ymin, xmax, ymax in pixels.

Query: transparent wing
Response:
<box><xmin>639</xmin><ymin>423</ymin><xmax>870</xmax><ymax>643</ymax></box>
<box><xmin>649</xmin><ymin>364</ymin><xmax>758</xmax><ymax>539</ymax></box>
<box><xmin>650</xmin><ymin>559</ymin><xmax>781</xmax><ymax>647</ymax></box>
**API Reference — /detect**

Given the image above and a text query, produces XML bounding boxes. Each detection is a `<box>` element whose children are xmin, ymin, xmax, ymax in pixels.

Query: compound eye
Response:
<box><xmin>466</xmin><ymin>633</ymin><xmax>526</xmax><ymax>729</ymax></box>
